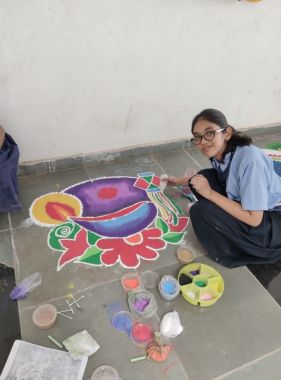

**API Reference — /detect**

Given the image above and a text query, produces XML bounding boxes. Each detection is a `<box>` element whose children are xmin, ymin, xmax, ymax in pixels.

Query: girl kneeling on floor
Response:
<box><xmin>168</xmin><ymin>109</ymin><xmax>281</xmax><ymax>268</ymax></box>
<box><xmin>0</xmin><ymin>125</ymin><xmax>21</xmax><ymax>213</ymax></box>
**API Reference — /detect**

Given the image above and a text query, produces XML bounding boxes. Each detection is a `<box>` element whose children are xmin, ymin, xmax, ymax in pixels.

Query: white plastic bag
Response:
<box><xmin>160</xmin><ymin>311</ymin><xmax>183</xmax><ymax>339</ymax></box>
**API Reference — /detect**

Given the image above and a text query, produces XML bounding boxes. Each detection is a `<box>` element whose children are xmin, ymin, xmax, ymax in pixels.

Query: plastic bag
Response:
<box><xmin>160</xmin><ymin>311</ymin><xmax>183</xmax><ymax>339</ymax></box>
<box><xmin>9</xmin><ymin>272</ymin><xmax>42</xmax><ymax>300</ymax></box>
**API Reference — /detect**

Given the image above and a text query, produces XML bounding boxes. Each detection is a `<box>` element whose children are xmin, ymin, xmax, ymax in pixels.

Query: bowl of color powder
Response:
<box><xmin>91</xmin><ymin>365</ymin><xmax>120</xmax><ymax>380</ymax></box>
<box><xmin>130</xmin><ymin>322</ymin><xmax>154</xmax><ymax>347</ymax></box>
<box><xmin>159</xmin><ymin>275</ymin><xmax>180</xmax><ymax>301</ymax></box>
<box><xmin>111</xmin><ymin>311</ymin><xmax>134</xmax><ymax>336</ymax></box>
<box><xmin>121</xmin><ymin>272</ymin><xmax>141</xmax><ymax>293</ymax></box>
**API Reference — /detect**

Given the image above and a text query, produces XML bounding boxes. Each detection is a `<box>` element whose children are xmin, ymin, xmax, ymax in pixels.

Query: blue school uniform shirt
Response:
<box><xmin>211</xmin><ymin>145</ymin><xmax>281</xmax><ymax>211</ymax></box>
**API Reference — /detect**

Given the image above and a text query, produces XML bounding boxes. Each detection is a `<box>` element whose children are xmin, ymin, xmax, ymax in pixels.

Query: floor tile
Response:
<box><xmin>0</xmin><ymin>264</ymin><xmax>21</xmax><ymax>371</ymax></box>
<box><xmin>153</xmin><ymin>150</ymin><xmax>200</xmax><ymax>177</ymax></box>
<box><xmin>251</xmin><ymin>132</ymin><xmax>281</xmax><ymax>149</ymax></box>
<box><xmin>19</xmin><ymin>276</ymin><xmax>189</xmax><ymax>380</ymax></box>
<box><xmin>85</xmin><ymin>154</ymin><xmax>163</xmax><ymax>179</ymax></box>
<box><xmin>217</xmin><ymin>348</ymin><xmax>281</xmax><ymax>380</ymax></box>
<box><xmin>153</xmin><ymin>257</ymin><xmax>281</xmax><ymax>380</ymax></box>
<box><xmin>184</xmin><ymin>147</ymin><xmax>211</xmax><ymax>170</ymax></box>
<box><xmin>0</xmin><ymin>230</ymin><xmax>13</xmax><ymax>268</ymax></box>
<box><xmin>0</xmin><ymin>213</ymin><xmax>9</xmax><ymax>232</ymax></box>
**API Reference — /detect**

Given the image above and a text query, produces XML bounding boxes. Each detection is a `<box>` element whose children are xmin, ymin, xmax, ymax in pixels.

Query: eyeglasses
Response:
<box><xmin>190</xmin><ymin>128</ymin><xmax>225</xmax><ymax>145</ymax></box>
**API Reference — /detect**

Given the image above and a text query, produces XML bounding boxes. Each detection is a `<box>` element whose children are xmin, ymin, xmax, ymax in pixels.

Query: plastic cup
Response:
<box><xmin>120</xmin><ymin>272</ymin><xmax>141</xmax><ymax>292</ymax></box>
<box><xmin>141</xmin><ymin>271</ymin><xmax>159</xmax><ymax>289</ymax></box>
<box><xmin>32</xmin><ymin>304</ymin><xmax>57</xmax><ymax>330</ymax></box>
<box><xmin>111</xmin><ymin>311</ymin><xmax>134</xmax><ymax>335</ymax></box>
<box><xmin>130</xmin><ymin>322</ymin><xmax>154</xmax><ymax>347</ymax></box>
<box><xmin>159</xmin><ymin>275</ymin><xmax>180</xmax><ymax>301</ymax></box>
<box><xmin>177</xmin><ymin>247</ymin><xmax>194</xmax><ymax>264</ymax></box>
<box><xmin>91</xmin><ymin>365</ymin><xmax>119</xmax><ymax>380</ymax></box>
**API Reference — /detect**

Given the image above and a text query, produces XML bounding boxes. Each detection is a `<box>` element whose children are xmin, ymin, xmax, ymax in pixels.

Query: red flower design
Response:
<box><xmin>167</xmin><ymin>216</ymin><xmax>189</xmax><ymax>232</ymax></box>
<box><xmin>58</xmin><ymin>229</ymin><xmax>89</xmax><ymax>270</ymax></box>
<box><xmin>97</xmin><ymin>228</ymin><xmax>166</xmax><ymax>268</ymax></box>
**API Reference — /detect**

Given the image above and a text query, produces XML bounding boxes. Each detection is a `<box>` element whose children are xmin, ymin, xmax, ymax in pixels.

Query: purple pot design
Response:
<box><xmin>64</xmin><ymin>177</ymin><xmax>158</xmax><ymax>237</ymax></box>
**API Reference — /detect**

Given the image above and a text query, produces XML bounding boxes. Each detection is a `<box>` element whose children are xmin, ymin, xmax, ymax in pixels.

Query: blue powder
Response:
<box><xmin>112</xmin><ymin>314</ymin><xmax>133</xmax><ymax>335</ymax></box>
<box><xmin>163</xmin><ymin>280</ymin><xmax>177</xmax><ymax>295</ymax></box>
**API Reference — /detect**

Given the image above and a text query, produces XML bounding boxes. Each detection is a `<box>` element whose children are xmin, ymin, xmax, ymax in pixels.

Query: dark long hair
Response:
<box><xmin>191</xmin><ymin>109</ymin><xmax>252</xmax><ymax>155</ymax></box>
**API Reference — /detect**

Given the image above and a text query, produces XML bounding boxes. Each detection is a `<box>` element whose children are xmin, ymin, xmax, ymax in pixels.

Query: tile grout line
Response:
<box><xmin>211</xmin><ymin>345</ymin><xmax>281</xmax><ymax>380</ymax></box>
<box><xmin>183</xmin><ymin>148</ymin><xmax>204</xmax><ymax>169</ymax></box>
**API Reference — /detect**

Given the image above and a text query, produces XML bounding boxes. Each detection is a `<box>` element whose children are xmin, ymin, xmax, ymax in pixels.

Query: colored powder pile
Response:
<box><xmin>190</xmin><ymin>270</ymin><xmax>200</xmax><ymax>276</ymax></box>
<box><xmin>122</xmin><ymin>278</ymin><xmax>140</xmax><ymax>290</ymax></box>
<box><xmin>179</xmin><ymin>273</ymin><xmax>192</xmax><ymax>286</ymax></box>
<box><xmin>112</xmin><ymin>313</ymin><xmax>133</xmax><ymax>335</ymax></box>
<box><xmin>163</xmin><ymin>280</ymin><xmax>177</xmax><ymax>295</ymax></box>
<box><xmin>131</xmin><ymin>323</ymin><xmax>153</xmax><ymax>344</ymax></box>
<box><xmin>195</xmin><ymin>280</ymin><xmax>207</xmax><ymax>288</ymax></box>
<box><xmin>200</xmin><ymin>293</ymin><xmax>213</xmax><ymax>301</ymax></box>
<box><xmin>134</xmin><ymin>297</ymin><xmax>150</xmax><ymax>312</ymax></box>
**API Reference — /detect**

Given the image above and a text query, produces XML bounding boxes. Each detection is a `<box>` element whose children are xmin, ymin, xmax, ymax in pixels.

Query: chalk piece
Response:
<box><xmin>48</xmin><ymin>335</ymin><xmax>63</xmax><ymax>349</ymax></box>
<box><xmin>57</xmin><ymin>312</ymin><xmax>73</xmax><ymax>320</ymax></box>
<box><xmin>130</xmin><ymin>355</ymin><xmax>147</xmax><ymax>363</ymax></box>
<box><xmin>160</xmin><ymin>174</ymin><xmax>169</xmax><ymax>191</ymax></box>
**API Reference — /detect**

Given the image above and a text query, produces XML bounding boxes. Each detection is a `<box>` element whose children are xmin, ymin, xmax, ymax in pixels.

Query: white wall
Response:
<box><xmin>0</xmin><ymin>0</ymin><xmax>281</xmax><ymax>163</ymax></box>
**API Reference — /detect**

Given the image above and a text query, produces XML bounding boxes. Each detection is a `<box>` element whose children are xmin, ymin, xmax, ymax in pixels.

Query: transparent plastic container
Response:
<box><xmin>159</xmin><ymin>275</ymin><xmax>180</xmax><ymax>301</ymax></box>
<box><xmin>32</xmin><ymin>304</ymin><xmax>57</xmax><ymax>330</ymax></box>
<box><xmin>130</xmin><ymin>322</ymin><xmax>154</xmax><ymax>347</ymax></box>
<box><xmin>177</xmin><ymin>246</ymin><xmax>194</xmax><ymax>264</ymax></box>
<box><xmin>91</xmin><ymin>365</ymin><xmax>120</xmax><ymax>380</ymax></box>
<box><xmin>120</xmin><ymin>272</ymin><xmax>141</xmax><ymax>292</ymax></box>
<box><xmin>111</xmin><ymin>311</ymin><xmax>134</xmax><ymax>335</ymax></box>
<box><xmin>141</xmin><ymin>271</ymin><xmax>159</xmax><ymax>289</ymax></box>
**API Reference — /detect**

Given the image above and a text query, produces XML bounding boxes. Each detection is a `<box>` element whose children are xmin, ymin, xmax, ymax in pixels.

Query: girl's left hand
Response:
<box><xmin>190</xmin><ymin>175</ymin><xmax>212</xmax><ymax>200</ymax></box>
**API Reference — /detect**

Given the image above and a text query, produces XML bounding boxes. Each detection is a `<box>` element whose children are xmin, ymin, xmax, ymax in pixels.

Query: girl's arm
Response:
<box><xmin>190</xmin><ymin>175</ymin><xmax>263</xmax><ymax>227</ymax></box>
<box><xmin>167</xmin><ymin>169</ymin><xmax>198</xmax><ymax>186</ymax></box>
<box><xmin>167</xmin><ymin>175</ymin><xmax>189</xmax><ymax>186</ymax></box>
<box><xmin>0</xmin><ymin>126</ymin><xmax>5</xmax><ymax>149</ymax></box>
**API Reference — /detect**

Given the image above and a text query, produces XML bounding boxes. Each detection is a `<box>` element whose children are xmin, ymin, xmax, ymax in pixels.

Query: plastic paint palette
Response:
<box><xmin>178</xmin><ymin>263</ymin><xmax>224</xmax><ymax>307</ymax></box>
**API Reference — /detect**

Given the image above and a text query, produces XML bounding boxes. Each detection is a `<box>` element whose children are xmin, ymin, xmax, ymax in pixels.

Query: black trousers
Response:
<box><xmin>189</xmin><ymin>169</ymin><xmax>281</xmax><ymax>268</ymax></box>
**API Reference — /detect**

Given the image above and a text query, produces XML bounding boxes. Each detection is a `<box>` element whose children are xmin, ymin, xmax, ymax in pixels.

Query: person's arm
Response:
<box><xmin>0</xmin><ymin>126</ymin><xmax>5</xmax><ymax>149</ymax></box>
<box><xmin>190</xmin><ymin>174</ymin><xmax>263</xmax><ymax>227</ymax></box>
<box><xmin>167</xmin><ymin>175</ymin><xmax>190</xmax><ymax>186</ymax></box>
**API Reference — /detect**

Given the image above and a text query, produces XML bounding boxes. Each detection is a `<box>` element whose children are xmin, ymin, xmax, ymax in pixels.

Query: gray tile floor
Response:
<box><xmin>1</xmin><ymin>128</ymin><xmax>281</xmax><ymax>379</ymax></box>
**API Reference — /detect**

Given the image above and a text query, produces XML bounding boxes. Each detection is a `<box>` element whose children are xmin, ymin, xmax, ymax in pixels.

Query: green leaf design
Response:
<box><xmin>79</xmin><ymin>246</ymin><xmax>103</xmax><ymax>265</ymax></box>
<box><xmin>87</xmin><ymin>231</ymin><xmax>101</xmax><ymax>245</ymax></box>
<box><xmin>163</xmin><ymin>232</ymin><xmax>185</xmax><ymax>244</ymax></box>
<box><xmin>48</xmin><ymin>222</ymin><xmax>81</xmax><ymax>251</ymax></box>
<box><xmin>156</xmin><ymin>217</ymin><xmax>169</xmax><ymax>234</ymax></box>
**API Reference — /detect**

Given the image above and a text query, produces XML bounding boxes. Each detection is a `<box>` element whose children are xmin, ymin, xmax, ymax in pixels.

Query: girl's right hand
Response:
<box><xmin>167</xmin><ymin>176</ymin><xmax>189</xmax><ymax>186</ymax></box>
